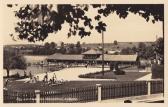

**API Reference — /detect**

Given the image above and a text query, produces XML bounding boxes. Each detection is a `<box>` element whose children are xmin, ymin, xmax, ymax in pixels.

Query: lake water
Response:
<box><xmin>3</xmin><ymin>55</ymin><xmax>55</xmax><ymax>77</ymax></box>
<box><xmin>3</xmin><ymin>65</ymin><xmax>53</xmax><ymax>77</ymax></box>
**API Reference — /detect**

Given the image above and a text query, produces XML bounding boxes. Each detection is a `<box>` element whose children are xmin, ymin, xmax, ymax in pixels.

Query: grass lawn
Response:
<box><xmin>4</xmin><ymin>80</ymin><xmax>109</xmax><ymax>92</ymax></box>
<box><xmin>79</xmin><ymin>71</ymin><xmax>150</xmax><ymax>81</ymax></box>
<box><xmin>5</xmin><ymin>80</ymin><xmax>147</xmax><ymax>92</ymax></box>
<box><xmin>4</xmin><ymin>67</ymin><xmax>150</xmax><ymax>92</ymax></box>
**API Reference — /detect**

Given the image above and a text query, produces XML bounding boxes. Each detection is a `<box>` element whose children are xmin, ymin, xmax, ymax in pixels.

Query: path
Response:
<box><xmin>136</xmin><ymin>73</ymin><xmax>152</xmax><ymax>80</ymax></box>
<box><xmin>92</xmin><ymin>93</ymin><xmax>163</xmax><ymax>103</ymax></box>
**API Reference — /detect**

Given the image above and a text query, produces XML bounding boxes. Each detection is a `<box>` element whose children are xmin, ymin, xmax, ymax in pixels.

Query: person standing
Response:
<box><xmin>44</xmin><ymin>72</ymin><xmax>48</xmax><ymax>82</ymax></box>
<box><xmin>52</xmin><ymin>73</ymin><xmax>57</xmax><ymax>82</ymax></box>
<box><xmin>29</xmin><ymin>71</ymin><xmax>32</xmax><ymax>80</ymax></box>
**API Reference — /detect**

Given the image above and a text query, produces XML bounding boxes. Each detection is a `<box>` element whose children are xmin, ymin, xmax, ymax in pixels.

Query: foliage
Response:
<box><xmin>121</xmin><ymin>47</ymin><xmax>134</xmax><ymax>55</ymax></box>
<box><xmin>32</xmin><ymin>42</ymin><xmax>57</xmax><ymax>55</ymax></box>
<box><xmin>3</xmin><ymin>49</ymin><xmax>27</xmax><ymax>77</ymax></box>
<box><xmin>137</xmin><ymin>42</ymin><xmax>147</xmax><ymax>58</ymax></box>
<box><xmin>137</xmin><ymin>42</ymin><xmax>156</xmax><ymax>59</ymax></box>
<box><xmin>75</xmin><ymin>41</ymin><xmax>82</xmax><ymax>54</ymax></box>
<box><xmin>32</xmin><ymin>41</ymin><xmax>83</xmax><ymax>55</ymax></box>
<box><xmin>154</xmin><ymin>37</ymin><xmax>164</xmax><ymax>64</ymax></box>
<box><xmin>114</xmin><ymin>70</ymin><xmax>125</xmax><ymax>75</ymax></box>
<box><xmin>113</xmin><ymin>40</ymin><xmax>118</xmax><ymax>45</ymax></box>
<box><xmin>138</xmin><ymin>42</ymin><xmax>146</xmax><ymax>51</ymax></box>
<box><xmin>136</xmin><ymin>38</ymin><xmax>164</xmax><ymax>61</ymax></box>
<box><xmin>155</xmin><ymin>37</ymin><xmax>164</xmax><ymax>55</ymax></box>
<box><xmin>7</xmin><ymin>4</ymin><xmax>163</xmax><ymax>42</ymax></box>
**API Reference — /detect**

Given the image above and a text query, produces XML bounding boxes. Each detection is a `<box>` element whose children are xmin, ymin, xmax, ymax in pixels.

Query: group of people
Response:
<box><xmin>43</xmin><ymin>72</ymin><xmax>59</xmax><ymax>84</ymax></box>
<box><xmin>23</xmin><ymin>71</ymin><xmax>60</xmax><ymax>84</ymax></box>
<box><xmin>28</xmin><ymin>71</ymin><xmax>40</xmax><ymax>83</ymax></box>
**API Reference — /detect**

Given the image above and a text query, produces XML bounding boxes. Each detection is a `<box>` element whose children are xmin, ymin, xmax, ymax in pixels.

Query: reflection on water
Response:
<box><xmin>3</xmin><ymin>65</ymin><xmax>61</xmax><ymax>77</ymax></box>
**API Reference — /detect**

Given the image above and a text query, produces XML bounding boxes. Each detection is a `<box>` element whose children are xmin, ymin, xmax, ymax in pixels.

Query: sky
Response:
<box><xmin>1</xmin><ymin>4</ymin><xmax>163</xmax><ymax>45</ymax></box>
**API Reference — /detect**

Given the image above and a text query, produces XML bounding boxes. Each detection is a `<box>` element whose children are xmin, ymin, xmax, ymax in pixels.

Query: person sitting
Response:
<box><xmin>49</xmin><ymin>79</ymin><xmax>53</xmax><ymax>84</ymax></box>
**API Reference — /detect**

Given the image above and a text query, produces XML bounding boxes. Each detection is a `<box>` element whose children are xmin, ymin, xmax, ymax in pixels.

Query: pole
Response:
<box><xmin>147</xmin><ymin>81</ymin><xmax>151</xmax><ymax>96</ymax></box>
<box><xmin>162</xmin><ymin>7</ymin><xmax>164</xmax><ymax>97</ymax></box>
<box><xmin>96</xmin><ymin>84</ymin><xmax>102</xmax><ymax>102</ymax></box>
<box><xmin>102</xmin><ymin>31</ymin><xmax>104</xmax><ymax>76</ymax></box>
<box><xmin>35</xmin><ymin>90</ymin><xmax>40</xmax><ymax>103</ymax></box>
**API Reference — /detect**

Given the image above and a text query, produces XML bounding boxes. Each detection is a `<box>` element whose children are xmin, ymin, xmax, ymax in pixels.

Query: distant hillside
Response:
<box><xmin>4</xmin><ymin>44</ymin><xmax>42</xmax><ymax>49</ymax></box>
<box><xmin>4</xmin><ymin>42</ymin><xmax>154</xmax><ymax>51</ymax></box>
<box><xmin>82</xmin><ymin>42</ymin><xmax>154</xmax><ymax>50</ymax></box>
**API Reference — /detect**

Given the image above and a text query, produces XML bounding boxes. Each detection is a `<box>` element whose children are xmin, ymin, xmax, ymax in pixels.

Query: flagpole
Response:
<box><xmin>102</xmin><ymin>31</ymin><xmax>104</xmax><ymax>76</ymax></box>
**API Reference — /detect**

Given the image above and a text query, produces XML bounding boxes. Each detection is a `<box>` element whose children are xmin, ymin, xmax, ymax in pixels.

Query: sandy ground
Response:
<box><xmin>91</xmin><ymin>93</ymin><xmax>163</xmax><ymax>103</ymax></box>
<box><xmin>17</xmin><ymin>66</ymin><xmax>152</xmax><ymax>82</ymax></box>
<box><xmin>18</xmin><ymin>67</ymin><xmax>113</xmax><ymax>81</ymax></box>
<box><xmin>137</xmin><ymin>67</ymin><xmax>152</xmax><ymax>80</ymax></box>
<box><xmin>136</xmin><ymin>73</ymin><xmax>152</xmax><ymax>80</ymax></box>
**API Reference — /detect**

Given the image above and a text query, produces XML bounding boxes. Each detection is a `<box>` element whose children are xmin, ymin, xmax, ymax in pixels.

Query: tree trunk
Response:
<box><xmin>6</xmin><ymin>69</ymin><xmax>10</xmax><ymax>77</ymax></box>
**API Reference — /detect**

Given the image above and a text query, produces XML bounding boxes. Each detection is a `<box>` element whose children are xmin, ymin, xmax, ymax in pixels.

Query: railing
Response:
<box><xmin>3</xmin><ymin>90</ymin><xmax>36</xmax><ymax>103</ymax></box>
<box><xmin>101</xmin><ymin>81</ymin><xmax>148</xmax><ymax>100</ymax></box>
<box><xmin>40</xmin><ymin>86</ymin><xmax>97</xmax><ymax>103</ymax></box>
<box><xmin>3</xmin><ymin>80</ymin><xmax>163</xmax><ymax>103</ymax></box>
<box><xmin>151</xmin><ymin>80</ymin><xmax>164</xmax><ymax>94</ymax></box>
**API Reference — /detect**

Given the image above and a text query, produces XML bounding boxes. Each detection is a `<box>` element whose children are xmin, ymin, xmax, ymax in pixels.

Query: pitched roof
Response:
<box><xmin>82</xmin><ymin>49</ymin><xmax>102</xmax><ymax>55</ymax></box>
<box><xmin>96</xmin><ymin>54</ymin><xmax>138</xmax><ymax>62</ymax></box>
<box><xmin>47</xmin><ymin>53</ymin><xmax>83</xmax><ymax>61</ymax></box>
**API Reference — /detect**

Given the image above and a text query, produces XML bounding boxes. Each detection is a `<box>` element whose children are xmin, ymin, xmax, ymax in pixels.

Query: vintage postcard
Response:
<box><xmin>0</xmin><ymin>0</ymin><xmax>167</xmax><ymax>107</ymax></box>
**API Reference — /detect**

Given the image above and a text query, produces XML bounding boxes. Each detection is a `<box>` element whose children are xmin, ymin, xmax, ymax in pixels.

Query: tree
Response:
<box><xmin>50</xmin><ymin>42</ymin><xmax>56</xmax><ymax>49</ymax></box>
<box><xmin>132</xmin><ymin>46</ymin><xmax>137</xmax><ymax>53</ymax></box>
<box><xmin>44</xmin><ymin>42</ymin><xmax>50</xmax><ymax>49</ymax></box>
<box><xmin>60</xmin><ymin>42</ymin><xmax>66</xmax><ymax>54</ymax></box>
<box><xmin>68</xmin><ymin>43</ymin><xmax>75</xmax><ymax>54</ymax></box>
<box><xmin>3</xmin><ymin>49</ymin><xmax>27</xmax><ymax>77</ymax></box>
<box><xmin>121</xmin><ymin>47</ymin><xmax>134</xmax><ymax>55</ymax></box>
<box><xmin>8</xmin><ymin>4</ymin><xmax>163</xmax><ymax>42</ymax></box>
<box><xmin>113</xmin><ymin>40</ymin><xmax>118</xmax><ymax>45</ymax></box>
<box><xmin>138</xmin><ymin>42</ymin><xmax>146</xmax><ymax>51</ymax></box>
<box><xmin>148</xmin><ymin>46</ymin><xmax>155</xmax><ymax>58</ymax></box>
<box><xmin>76</xmin><ymin>41</ymin><xmax>81</xmax><ymax>48</ymax></box>
<box><xmin>155</xmin><ymin>37</ymin><xmax>164</xmax><ymax>56</ymax></box>
<box><xmin>138</xmin><ymin>42</ymin><xmax>147</xmax><ymax>59</ymax></box>
<box><xmin>154</xmin><ymin>37</ymin><xmax>164</xmax><ymax>64</ymax></box>
<box><xmin>75</xmin><ymin>41</ymin><xmax>82</xmax><ymax>54</ymax></box>
<box><xmin>49</xmin><ymin>42</ymin><xmax>57</xmax><ymax>54</ymax></box>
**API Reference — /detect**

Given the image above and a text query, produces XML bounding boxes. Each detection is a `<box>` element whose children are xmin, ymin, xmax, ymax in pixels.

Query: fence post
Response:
<box><xmin>96</xmin><ymin>84</ymin><xmax>102</xmax><ymax>102</ymax></box>
<box><xmin>147</xmin><ymin>81</ymin><xmax>151</xmax><ymax>95</ymax></box>
<box><xmin>35</xmin><ymin>90</ymin><xmax>40</xmax><ymax>103</ymax></box>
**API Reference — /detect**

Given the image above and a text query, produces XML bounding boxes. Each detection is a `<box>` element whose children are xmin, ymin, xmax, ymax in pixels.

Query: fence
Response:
<box><xmin>3</xmin><ymin>90</ymin><xmax>36</xmax><ymax>103</ymax></box>
<box><xmin>101</xmin><ymin>81</ymin><xmax>148</xmax><ymax>100</ymax></box>
<box><xmin>3</xmin><ymin>80</ymin><xmax>163</xmax><ymax>103</ymax></box>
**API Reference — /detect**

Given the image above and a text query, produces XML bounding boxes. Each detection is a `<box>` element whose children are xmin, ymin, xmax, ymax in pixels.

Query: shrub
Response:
<box><xmin>78</xmin><ymin>70</ymin><xmax>112</xmax><ymax>79</ymax></box>
<box><xmin>114</xmin><ymin>70</ymin><xmax>125</xmax><ymax>75</ymax></box>
<box><xmin>151</xmin><ymin>64</ymin><xmax>164</xmax><ymax>79</ymax></box>
<box><xmin>124</xmin><ymin>100</ymin><xmax>132</xmax><ymax>103</ymax></box>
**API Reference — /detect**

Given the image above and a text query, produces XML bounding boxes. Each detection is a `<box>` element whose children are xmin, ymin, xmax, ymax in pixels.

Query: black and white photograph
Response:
<box><xmin>1</xmin><ymin>3</ymin><xmax>165</xmax><ymax>104</ymax></box>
